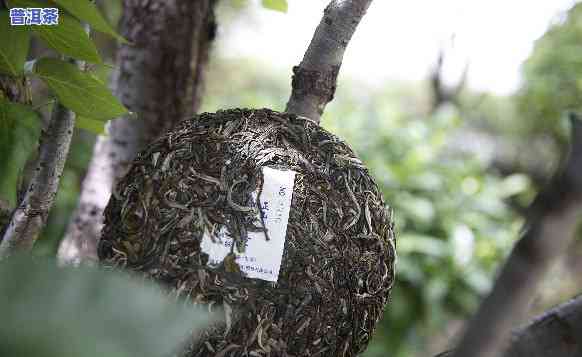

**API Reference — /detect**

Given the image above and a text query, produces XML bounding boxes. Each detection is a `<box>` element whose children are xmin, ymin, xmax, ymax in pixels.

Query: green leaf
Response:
<box><xmin>0</xmin><ymin>256</ymin><xmax>215</xmax><ymax>357</ymax></box>
<box><xmin>261</xmin><ymin>0</ymin><xmax>288</xmax><ymax>12</ymax></box>
<box><xmin>7</xmin><ymin>0</ymin><xmax>101</xmax><ymax>63</ymax></box>
<box><xmin>34</xmin><ymin>58</ymin><xmax>128</xmax><ymax>121</ymax></box>
<box><xmin>0</xmin><ymin>99</ymin><xmax>41</xmax><ymax>205</ymax></box>
<box><xmin>0</xmin><ymin>98</ymin><xmax>40</xmax><ymax>131</ymax></box>
<box><xmin>36</xmin><ymin>13</ymin><xmax>101</xmax><ymax>63</ymax></box>
<box><xmin>51</xmin><ymin>0</ymin><xmax>127</xmax><ymax>42</ymax></box>
<box><xmin>76</xmin><ymin>115</ymin><xmax>106</xmax><ymax>134</ymax></box>
<box><xmin>0</xmin><ymin>11</ymin><xmax>31</xmax><ymax>76</ymax></box>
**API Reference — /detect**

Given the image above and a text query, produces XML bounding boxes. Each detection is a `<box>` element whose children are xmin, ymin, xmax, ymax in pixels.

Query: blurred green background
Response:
<box><xmin>2</xmin><ymin>1</ymin><xmax>582</xmax><ymax>356</ymax></box>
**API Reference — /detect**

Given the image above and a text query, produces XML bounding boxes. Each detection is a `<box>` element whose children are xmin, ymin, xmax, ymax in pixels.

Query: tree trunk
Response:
<box><xmin>58</xmin><ymin>0</ymin><xmax>216</xmax><ymax>265</ymax></box>
<box><xmin>450</xmin><ymin>114</ymin><xmax>582</xmax><ymax>357</ymax></box>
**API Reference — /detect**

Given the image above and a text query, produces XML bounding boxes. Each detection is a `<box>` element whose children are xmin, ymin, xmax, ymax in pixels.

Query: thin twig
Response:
<box><xmin>285</xmin><ymin>0</ymin><xmax>373</xmax><ymax>123</ymax></box>
<box><xmin>450</xmin><ymin>113</ymin><xmax>582</xmax><ymax>357</ymax></box>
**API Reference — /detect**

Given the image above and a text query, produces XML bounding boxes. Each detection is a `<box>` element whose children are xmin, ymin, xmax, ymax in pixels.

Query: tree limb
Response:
<box><xmin>0</xmin><ymin>101</ymin><xmax>76</xmax><ymax>259</ymax></box>
<box><xmin>57</xmin><ymin>0</ymin><xmax>217</xmax><ymax>266</ymax></box>
<box><xmin>285</xmin><ymin>0</ymin><xmax>373</xmax><ymax>123</ymax></box>
<box><xmin>505</xmin><ymin>294</ymin><xmax>582</xmax><ymax>357</ymax></box>
<box><xmin>437</xmin><ymin>294</ymin><xmax>582</xmax><ymax>357</ymax></box>
<box><xmin>450</xmin><ymin>113</ymin><xmax>582</xmax><ymax>357</ymax></box>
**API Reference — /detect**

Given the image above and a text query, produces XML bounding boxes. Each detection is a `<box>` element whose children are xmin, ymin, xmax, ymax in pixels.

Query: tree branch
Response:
<box><xmin>437</xmin><ymin>294</ymin><xmax>582</xmax><ymax>357</ymax></box>
<box><xmin>57</xmin><ymin>0</ymin><xmax>217</xmax><ymax>266</ymax></box>
<box><xmin>429</xmin><ymin>48</ymin><xmax>468</xmax><ymax>112</ymax></box>
<box><xmin>505</xmin><ymin>294</ymin><xmax>582</xmax><ymax>356</ymax></box>
<box><xmin>0</xmin><ymin>101</ymin><xmax>76</xmax><ymax>259</ymax></box>
<box><xmin>450</xmin><ymin>113</ymin><xmax>582</xmax><ymax>357</ymax></box>
<box><xmin>285</xmin><ymin>0</ymin><xmax>373</xmax><ymax>123</ymax></box>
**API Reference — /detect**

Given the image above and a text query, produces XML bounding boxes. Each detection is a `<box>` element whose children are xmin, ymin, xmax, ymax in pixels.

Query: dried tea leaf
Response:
<box><xmin>99</xmin><ymin>108</ymin><xmax>396</xmax><ymax>357</ymax></box>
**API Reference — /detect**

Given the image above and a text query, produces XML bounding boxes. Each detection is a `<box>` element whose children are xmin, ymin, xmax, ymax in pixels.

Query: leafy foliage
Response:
<box><xmin>33</xmin><ymin>58</ymin><xmax>127</xmax><ymax>121</ymax></box>
<box><xmin>202</xmin><ymin>58</ymin><xmax>525</xmax><ymax>356</ymax></box>
<box><xmin>518</xmin><ymin>3</ymin><xmax>582</xmax><ymax>141</ymax></box>
<box><xmin>0</xmin><ymin>98</ymin><xmax>40</xmax><ymax>206</ymax></box>
<box><xmin>0</xmin><ymin>256</ymin><xmax>214</xmax><ymax>357</ymax></box>
<box><xmin>5</xmin><ymin>0</ymin><xmax>100</xmax><ymax>63</ymax></box>
<box><xmin>324</xmin><ymin>99</ymin><xmax>522</xmax><ymax>357</ymax></box>
<box><xmin>261</xmin><ymin>0</ymin><xmax>288</xmax><ymax>13</ymax></box>
<box><xmin>33</xmin><ymin>12</ymin><xmax>102</xmax><ymax>63</ymax></box>
<box><xmin>0</xmin><ymin>0</ymin><xmax>127</xmax><ymax>219</ymax></box>
<box><xmin>51</xmin><ymin>0</ymin><xmax>127</xmax><ymax>42</ymax></box>
<box><xmin>0</xmin><ymin>10</ymin><xmax>31</xmax><ymax>75</ymax></box>
<box><xmin>2</xmin><ymin>0</ymin><xmax>126</xmax><ymax>135</ymax></box>
<box><xmin>75</xmin><ymin>115</ymin><xmax>107</xmax><ymax>135</ymax></box>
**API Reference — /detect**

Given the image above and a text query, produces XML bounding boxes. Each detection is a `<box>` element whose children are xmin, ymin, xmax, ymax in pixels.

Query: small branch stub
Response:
<box><xmin>286</xmin><ymin>0</ymin><xmax>373</xmax><ymax>123</ymax></box>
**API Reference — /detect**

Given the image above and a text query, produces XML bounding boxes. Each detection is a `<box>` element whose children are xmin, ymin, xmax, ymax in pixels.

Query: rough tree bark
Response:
<box><xmin>285</xmin><ymin>0</ymin><xmax>373</xmax><ymax>123</ymax></box>
<box><xmin>450</xmin><ymin>113</ymin><xmax>582</xmax><ymax>357</ymax></box>
<box><xmin>505</xmin><ymin>294</ymin><xmax>582</xmax><ymax>357</ymax></box>
<box><xmin>57</xmin><ymin>0</ymin><xmax>217</xmax><ymax>265</ymax></box>
<box><xmin>0</xmin><ymin>102</ymin><xmax>76</xmax><ymax>259</ymax></box>
<box><xmin>437</xmin><ymin>294</ymin><xmax>582</xmax><ymax>357</ymax></box>
<box><xmin>0</xmin><ymin>16</ymin><xmax>89</xmax><ymax>258</ymax></box>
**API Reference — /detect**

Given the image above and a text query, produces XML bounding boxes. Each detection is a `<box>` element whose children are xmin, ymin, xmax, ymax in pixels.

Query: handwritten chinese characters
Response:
<box><xmin>200</xmin><ymin>167</ymin><xmax>296</xmax><ymax>282</ymax></box>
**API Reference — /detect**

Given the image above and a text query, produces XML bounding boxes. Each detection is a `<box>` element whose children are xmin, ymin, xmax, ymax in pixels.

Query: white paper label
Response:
<box><xmin>200</xmin><ymin>166</ymin><xmax>296</xmax><ymax>282</ymax></box>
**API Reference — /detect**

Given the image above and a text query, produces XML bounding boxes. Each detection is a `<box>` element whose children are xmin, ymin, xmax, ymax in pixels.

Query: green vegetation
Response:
<box><xmin>518</xmin><ymin>3</ymin><xmax>582</xmax><ymax>142</ymax></box>
<box><xmin>2</xmin><ymin>1</ymin><xmax>581</xmax><ymax>356</ymax></box>
<box><xmin>203</xmin><ymin>59</ymin><xmax>526</xmax><ymax>356</ymax></box>
<box><xmin>0</xmin><ymin>256</ymin><xmax>213</xmax><ymax>357</ymax></box>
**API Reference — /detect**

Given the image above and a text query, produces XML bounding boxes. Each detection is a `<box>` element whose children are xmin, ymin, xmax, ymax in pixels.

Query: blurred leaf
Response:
<box><xmin>261</xmin><ymin>0</ymin><xmax>287</xmax><ymax>12</ymax></box>
<box><xmin>51</xmin><ymin>0</ymin><xmax>127</xmax><ymax>42</ymax></box>
<box><xmin>34</xmin><ymin>58</ymin><xmax>127</xmax><ymax>121</ymax></box>
<box><xmin>518</xmin><ymin>3</ymin><xmax>582</xmax><ymax>140</ymax></box>
<box><xmin>499</xmin><ymin>174</ymin><xmax>531</xmax><ymax>198</ymax></box>
<box><xmin>0</xmin><ymin>98</ymin><xmax>39</xmax><ymax>130</ymax></box>
<box><xmin>76</xmin><ymin>115</ymin><xmax>106</xmax><ymax>134</ymax></box>
<box><xmin>398</xmin><ymin>195</ymin><xmax>435</xmax><ymax>226</ymax></box>
<box><xmin>0</xmin><ymin>256</ymin><xmax>214</xmax><ymax>357</ymax></box>
<box><xmin>0</xmin><ymin>100</ymin><xmax>39</xmax><ymax>206</ymax></box>
<box><xmin>451</xmin><ymin>224</ymin><xmax>475</xmax><ymax>266</ymax></box>
<box><xmin>0</xmin><ymin>11</ymin><xmax>31</xmax><ymax>76</ymax></box>
<box><xmin>398</xmin><ymin>233</ymin><xmax>448</xmax><ymax>257</ymax></box>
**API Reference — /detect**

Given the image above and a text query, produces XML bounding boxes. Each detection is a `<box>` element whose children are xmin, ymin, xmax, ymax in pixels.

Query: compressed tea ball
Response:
<box><xmin>98</xmin><ymin>108</ymin><xmax>396</xmax><ymax>357</ymax></box>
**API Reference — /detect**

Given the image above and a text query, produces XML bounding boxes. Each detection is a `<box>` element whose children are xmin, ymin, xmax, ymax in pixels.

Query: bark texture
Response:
<box><xmin>436</xmin><ymin>295</ymin><xmax>582</xmax><ymax>357</ymax></box>
<box><xmin>0</xmin><ymin>102</ymin><xmax>76</xmax><ymax>259</ymax></box>
<box><xmin>506</xmin><ymin>295</ymin><xmax>582</xmax><ymax>357</ymax></box>
<box><xmin>285</xmin><ymin>0</ymin><xmax>373</xmax><ymax>123</ymax></box>
<box><xmin>58</xmin><ymin>0</ymin><xmax>216</xmax><ymax>265</ymax></box>
<box><xmin>451</xmin><ymin>114</ymin><xmax>582</xmax><ymax>357</ymax></box>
